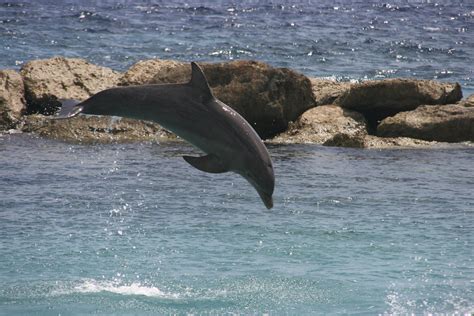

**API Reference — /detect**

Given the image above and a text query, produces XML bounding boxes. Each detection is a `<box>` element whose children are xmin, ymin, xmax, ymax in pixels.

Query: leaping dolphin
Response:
<box><xmin>57</xmin><ymin>62</ymin><xmax>275</xmax><ymax>209</ymax></box>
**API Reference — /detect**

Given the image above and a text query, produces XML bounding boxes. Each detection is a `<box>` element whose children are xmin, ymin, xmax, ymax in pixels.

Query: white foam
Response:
<box><xmin>423</xmin><ymin>26</ymin><xmax>441</xmax><ymax>32</ymax></box>
<box><xmin>54</xmin><ymin>279</ymin><xmax>180</xmax><ymax>299</ymax></box>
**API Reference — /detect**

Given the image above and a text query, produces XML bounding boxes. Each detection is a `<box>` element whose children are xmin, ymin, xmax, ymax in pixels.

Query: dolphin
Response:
<box><xmin>57</xmin><ymin>62</ymin><xmax>275</xmax><ymax>209</ymax></box>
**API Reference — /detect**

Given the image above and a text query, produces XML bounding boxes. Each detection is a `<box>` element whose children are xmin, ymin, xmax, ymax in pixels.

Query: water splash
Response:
<box><xmin>107</xmin><ymin>116</ymin><xmax>121</xmax><ymax>133</ymax></box>
<box><xmin>54</xmin><ymin>279</ymin><xmax>181</xmax><ymax>299</ymax></box>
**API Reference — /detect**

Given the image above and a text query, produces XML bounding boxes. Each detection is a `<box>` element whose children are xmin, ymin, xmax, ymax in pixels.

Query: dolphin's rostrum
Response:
<box><xmin>58</xmin><ymin>62</ymin><xmax>275</xmax><ymax>209</ymax></box>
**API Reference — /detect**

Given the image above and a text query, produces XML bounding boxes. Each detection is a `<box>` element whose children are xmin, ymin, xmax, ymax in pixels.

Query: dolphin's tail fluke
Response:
<box><xmin>54</xmin><ymin>99</ymin><xmax>83</xmax><ymax>119</ymax></box>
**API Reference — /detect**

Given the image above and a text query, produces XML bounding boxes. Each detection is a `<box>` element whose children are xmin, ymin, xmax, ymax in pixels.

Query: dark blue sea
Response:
<box><xmin>0</xmin><ymin>0</ymin><xmax>473</xmax><ymax>94</ymax></box>
<box><xmin>1</xmin><ymin>1</ymin><xmax>473</xmax><ymax>315</ymax></box>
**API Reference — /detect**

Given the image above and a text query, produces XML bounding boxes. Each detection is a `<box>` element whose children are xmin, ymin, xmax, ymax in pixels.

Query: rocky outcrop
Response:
<box><xmin>203</xmin><ymin>61</ymin><xmax>315</xmax><ymax>138</ymax></box>
<box><xmin>377</xmin><ymin>104</ymin><xmax>474</xmax><ymax>142</ymax></box>
<box><xmin>21</xmin><ymin>57</ymin><xmax>121</xmax><ymax>115</ymax></box>
<box><xmin>363</xmin><ymin>135</ymin><xmax>438</xmax><ymax>148</ymax></box>
<box><xmin>270</xmin><ymin>105</ymin><xmax>368</xmax><ymax>144</ymax></box>
<box><xmin>310</xmin><ymin>78</ymin><xmax>352</xmax><ymax>106</ymax></box>
<box><xmin>120</xmin><ymin>59</ymin><xmax>315</xmax><ymax>139</ymax></box>
<box><xmin>459</xmin><ymin>93</ymin><xmax>474</xmax><ymax>107</ymax></box>
<box><xmin>323</xmin><ymin>133</ymin><xmax>438</xmax><ymax>149</ymax></box>
<box><xmin>119</xmin><ymin>59</ymin><xmax>189</xmax><ymax>85</ymax></box>
<box><xmin>336</xmin><ymin>79</ymin><xmax>462</xmax><ymax>126</ymax></box>
<box><xmin>21</xmin><ymin>115</ymin><xmax>176</xmax><ymax>143</ymax></box>
<box><xmin>321</xmin><ymin>132</ymin><xmax>366</xmax><ymax>148</ymax></box>
<box><xmin>0</xmin><ymin>70</ymin><xmax>26</xmax><ymax>130</ymax></box>
<box><xmin>272</xmin><ymin>110</ymin><xmax>440</xmax><ymax>148</ymax></box>
<box><xmin>0</xmin><ymin>56</ymin><xmax>470</xmax><ymax>148</ymax></box>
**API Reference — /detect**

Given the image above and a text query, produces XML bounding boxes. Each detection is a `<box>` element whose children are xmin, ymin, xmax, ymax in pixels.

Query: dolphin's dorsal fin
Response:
<box><xmin>183</xmin><ymin>154</ymin><xmax>227</xmax><ymax>173</ymax></box>
<box><xmin>189</xmin><ymin>62</ymin><xmax>214</xmax><ymax>101</ymax></box>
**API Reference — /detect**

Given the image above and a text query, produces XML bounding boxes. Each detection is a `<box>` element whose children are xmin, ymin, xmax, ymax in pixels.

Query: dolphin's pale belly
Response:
<box><xmin>159</xmin><ymin>115</ymin><xmax>234</xmax><ymax>159</ymax></box>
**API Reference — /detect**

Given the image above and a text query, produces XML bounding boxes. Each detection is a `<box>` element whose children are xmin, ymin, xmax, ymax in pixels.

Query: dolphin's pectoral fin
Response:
<box><xmin>183</xmin><ymin>154</ymin><xmax>228</xmax><ymax>174</ymax></box>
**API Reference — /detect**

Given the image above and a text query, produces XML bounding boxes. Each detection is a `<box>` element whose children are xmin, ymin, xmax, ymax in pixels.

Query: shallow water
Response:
<box><xmin>0</xmin><ymin>134</ymin><xmax>472</xmax><ymax>314</ymax></box>
<box><xmin>0</xmin><ymin>0</ymin><xmax>473</xmax><ymax>95</ymax></box>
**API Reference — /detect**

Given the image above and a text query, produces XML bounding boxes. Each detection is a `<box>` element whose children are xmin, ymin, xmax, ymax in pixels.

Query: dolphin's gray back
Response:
<box><xmin>89</xmin><ymin>80</ymin><xmax>262</xmax><ymax>157</ymax></box>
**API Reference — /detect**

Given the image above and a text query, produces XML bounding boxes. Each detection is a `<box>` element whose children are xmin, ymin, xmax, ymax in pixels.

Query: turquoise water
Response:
<box><xmin>0</xmin><ymin>134</ymin><xmax>472</xmax><ymax>314</ymax></box>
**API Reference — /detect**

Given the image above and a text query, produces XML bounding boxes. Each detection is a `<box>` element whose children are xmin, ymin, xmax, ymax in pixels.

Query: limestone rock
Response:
<box><xmin>119</xmin><ymin>59</ymin><xmax>188</xmax><ymax>85</ymax></box>
<box><xmin>0</xmin><ymin>70</ymin><xmax>26</xmax><ymax>130</ymax></box>
<box><xmin>363</xmin><ymin>135</ymin><xmax>438</xmax><ymax>148</ymax></box>
<box><xmin>310</xmin><ymin>78</ymin><xmax>352</xmax><ymax>105</ymax></box>
<box><xmin>322</xmin><ymin>133</ymin><xmax>367</xmax><ymax>148</ymax></box>
<box><xmin>336</xmin><ymin>79</ymin><xmax>462</xmax><ymax>125</ymax></box>
<box><xmin>121</xmin><ymin>59</ymin><xmax>315</xmax><ymax>139</ymax></box>
<box><xmin>21</xmin><ymin>57</ymin><xmax>121</xmax><ymax>115</ymax></box>
<box><xmin>323</xmin><ymin>133</ymin><xmax>437</xmax><ymax>149</ymax></box>
<box><xmin>203</xmin><ymin>61</ymin><xmax>315</xmax><ymax>138</ymax></box>
<box><xmin>270</xmin><ymin>105</ymin><xmax>367</xmax><ymax>144</ymax></box>
<box><xmin>459</xmin><ymin>93</ymin><xmax>474</xmax><ymax>107</ymax></box>
<box><xmin>377</xmin><ymin>104</ymin><xmax>474</xmax><ymax>142</ymax></box>
<box><xmin>21</xmin><ymin>115</ymin><xmax>176</xmax><ymax>144</ymax></box>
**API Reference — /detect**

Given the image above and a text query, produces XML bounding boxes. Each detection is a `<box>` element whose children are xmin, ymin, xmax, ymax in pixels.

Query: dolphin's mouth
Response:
<box><xmin>258</xmin><ymin>191</ymin><xmax>273</xmax><ymax>209</ymax></box>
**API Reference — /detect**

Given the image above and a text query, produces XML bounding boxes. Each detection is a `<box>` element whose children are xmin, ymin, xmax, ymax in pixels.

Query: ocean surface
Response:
<box><xmin>0</xmin><ymin>134</ymin><xmax>473</xmax><ymax>315</ymax></box>
<box><xmin>1</xmin><ymin>0</ymin><xmax>474</xmax><ymax>315</ymax></box>
<box><xmin>0</xmin><ymin>0</ymin><xmax>473</xmax><ymax>95</ymax></box>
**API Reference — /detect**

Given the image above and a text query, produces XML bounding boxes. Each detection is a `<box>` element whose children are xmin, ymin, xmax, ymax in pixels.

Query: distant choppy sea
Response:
<box><xmin>0</xmin><ymin>0</ymin><xmax>473</xmax><ymax>94</ymax></box>
<box><xmin>1</xmin><ymin>1</ymin><xmax>473</xmax><ymax>315</ymax></box>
